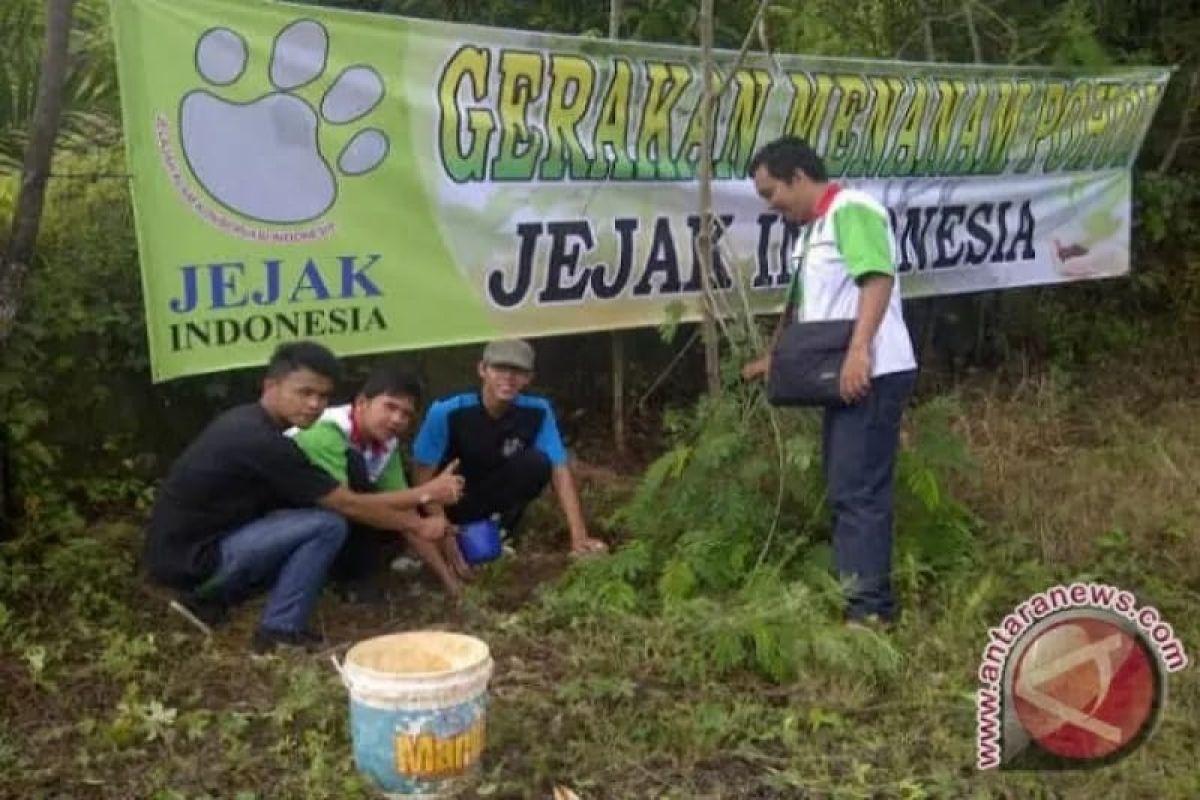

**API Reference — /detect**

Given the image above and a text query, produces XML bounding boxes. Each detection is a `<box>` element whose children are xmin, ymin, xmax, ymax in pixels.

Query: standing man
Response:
<box><xmin>742</xmin><ymin>136</ymin><xmax>918</xmax><ymax>627</ymax></box>
<box><xmin>411</xmin><ymin>339</ymin><xmax>608</xmax><ymax>558</ymax></box>
<box><xmin>143</xmin><ymin>341</ymin><xmax>463</xmax><ymax>652</ymax></box>
<box><xmin>290</xmin><ymin>361</ymin><xmax>471</xmax><ymax>601</ymax></box>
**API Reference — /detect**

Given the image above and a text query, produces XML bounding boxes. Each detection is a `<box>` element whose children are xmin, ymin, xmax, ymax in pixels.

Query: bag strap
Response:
<box><xmin>786</xmin><ymin>222</ymin><xmax>818</xmax><ymax>321</ymax></box>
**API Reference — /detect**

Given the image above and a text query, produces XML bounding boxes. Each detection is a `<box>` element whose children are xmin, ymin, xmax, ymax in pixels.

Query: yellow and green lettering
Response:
<box><xmin>1045</xmin><ymin>81</ymin><xmax>1090</xmax><ymax>173</ymax></box>
<box><xmin>540</xmin><ymin>54</ymin><xmax>596</xmax><ymax>180</ymax></box>
<box><xmin>636</xmin><ymin>61</ymin><xmax>691</xmax><ymax>179</ymax></box>
<box><xmin>917</xmin><ymin>78</ymin><xmax>965</xmax><ymax>175</ymax></box>
<box><xmin>823</xmin><ymin>74</ymin><xmax>869</xmax><ymax>178</ymax></box>
<box><xmin>492</xmin><ymin>50</ymin><xmax>544</xmax><ymax>180</ymax></box>
<box><xmin>1014</xmin><ymin>79</ymin><xmax>1066</xmax><ymax>174</ymax></box>
<box><xmin>859</xmin><ymin>76</ymin><xmax>905</xmax><ymax>176</ymax></box>
<box><xmin>885</xmin><ymin>78</ymin><xmax>929</xmax><ymax>177</ymax></box>
<box><xmin>982</xmin><ymin>79</ymin><xmax>1034</xmax><ymax>173</ymax></box>
<box><xmin>715</xmin><ymin>68</ymin><xmax>773</xmax><ymax>179</ymax></box>
<box><xmin>784</xmin><ymin>72</ymin><xmax>834</xmax><ymax>144</ymax></box>
<box><xmin>948</xmin><ymin>81</ymin><xmax>988</xmax><ymax>175</ymax></box>
<box><xmin>588</xmin><ymin>58</ymin><xmax>636</xmax><ymax>179</ymax></box>
<box><xmin>437</xmin><ymin>46</ymin><xmax>495</xmax><ymax>183</ymax></box>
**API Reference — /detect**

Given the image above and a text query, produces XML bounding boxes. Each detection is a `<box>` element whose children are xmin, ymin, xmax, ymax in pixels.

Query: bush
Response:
<box><xmin>542</xmin><ymin>384</ymin><xmax>978</xmax><ymax>683</ymax></box>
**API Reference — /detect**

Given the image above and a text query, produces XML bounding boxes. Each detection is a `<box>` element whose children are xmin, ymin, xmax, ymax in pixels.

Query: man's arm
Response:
<box><xmin>412</xmin><ymin>464</ymin><xmax>437</xmax><ymax>486</ymax></box>
<box><xmin>410</xmin><ymin>400</ymin><xmax>453</xmax><ymax>520</ymax></box>
<box><xmin>550</xmin><ymin>464</ymin><xmax>605</xmax><ymax>554</ymax></box>
<box><xmin>743</xmin><ymin>252</ymin><xmax>799</xmax><ymax>381</ymax></box>
<box><xmin>533</xmin><ymin>403</ymin><xmax>607</xmax><ymax>555</ymax></box>
<box><xmin>833</xmin><ymin>201</ymin><xmax>898</xmax><ymax>402</ymax></box>
<box><xmin>294</xmin><ymin>420</ymin><xmax>462</xmax><ymax>517</ymax></box>
<box><xmin>841</xmin><ymin>275</ymin><xmax>892</xmax><ymax>401</ymax></box>
<box><xmin>742</xmin><ymin>301</ymin><xmax>792</xmax><ymax>380</ymax></box>
<box><xmin>317</xmin><ymin>486</ymin><xmax>443</xmax><ymax>540</ymax></box>
<box><xmin>410</xmin><ymin>462</ymin><xmax>447</xmax><ymax>522</ymax></box>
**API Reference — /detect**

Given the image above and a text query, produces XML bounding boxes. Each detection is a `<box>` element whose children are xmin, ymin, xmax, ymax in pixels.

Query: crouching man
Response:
<box><xmin>412</xmin><ymin>339</ymin><xmax>607</xmax><ymax>557</ymax></box>
<box><xmin>291</xmin><ymin>361</ymin><xmax>471</xmax><ymax>601</ymax></box>
<box><xmin>142</xmin><ymin>342</ymin><xmax>463</xmax><ymax>653</ymax></box>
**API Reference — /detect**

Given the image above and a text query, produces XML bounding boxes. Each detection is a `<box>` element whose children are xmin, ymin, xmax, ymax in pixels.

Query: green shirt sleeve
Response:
<box><xmin>832</xmin><ymin>201</ymin><xmax>894</xmax><ymax>280</ymax></box>
<box><xmin>375</xmin><ymin>450</ymin><xmax>409</xmax><ymax>492</ymax></box>
<box><xmin>292</xmin><ymin>421</ymin><xmax>350</xmax><ymax>485</ymax></box>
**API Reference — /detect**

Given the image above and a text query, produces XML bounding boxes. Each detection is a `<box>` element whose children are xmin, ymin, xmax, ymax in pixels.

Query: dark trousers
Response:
<box><xmin>328</xmin><ymin>450</ymin><xmax>404</xmax><ymax>586</ymax></box>
<box><xmin>197</xmin><ymin>509</ymin><xmax>348</xmax><ymax>633</ymax></box>
<box><xmin>447</xmin><ymin>447</ymin><xmax>552</xmax><ymax>536</ymax></box>
<box><xmin>822</xmin><ymin>369</ymin><xmax>917</xmax><ymax>621</ymax></box>
<box><xmin>328</xmin><ymin>524</ymin><xmax>398</xmax><ymax>585</ymax></box>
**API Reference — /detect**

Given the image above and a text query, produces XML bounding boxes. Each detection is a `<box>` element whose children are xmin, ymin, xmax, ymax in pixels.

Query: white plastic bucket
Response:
<box><xmin>333</xmin><ymin>631</ymin><xmax>494</xmax><ymax>799</ymax></box>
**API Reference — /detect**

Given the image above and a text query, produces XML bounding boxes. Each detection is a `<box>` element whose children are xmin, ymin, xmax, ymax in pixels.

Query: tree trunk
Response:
<box><xmin>0</xmin><ymin>0</ymin><xmax>76</xmax><ymax>344</ymax></box>
<box><xmin>607</xmin><ymin>0</ymin><xmax>628</xmax><ymax>455</ymax></box>
<box><xmin>697</xmin><ymin>0</ymin><xmax>721</xmax><ymax>395</ymax></box>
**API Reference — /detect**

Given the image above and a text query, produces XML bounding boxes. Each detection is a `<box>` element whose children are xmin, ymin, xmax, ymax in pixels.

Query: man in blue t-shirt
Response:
<box><xmin>412</xmin><ymin>339</ymin><xmax>608</xmax><ymax>557</ymax></box>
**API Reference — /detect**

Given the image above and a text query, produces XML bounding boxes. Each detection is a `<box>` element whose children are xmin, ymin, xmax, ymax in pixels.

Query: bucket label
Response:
<box><xmin>396</xmin><ymin>714</ymin><xmax>486</xmax><ymax>778</ymax></box>
<box><xmin>350</xmin><ymin>695</ymin><xmax>488</xmax><ymax>792</ymax></box>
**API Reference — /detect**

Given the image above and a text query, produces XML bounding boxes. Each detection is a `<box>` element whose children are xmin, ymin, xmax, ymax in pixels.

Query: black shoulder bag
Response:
<box><xmin>766</xmin><ymin>220</ymin><xmax>855</xmax><ymax>408</ymax></box>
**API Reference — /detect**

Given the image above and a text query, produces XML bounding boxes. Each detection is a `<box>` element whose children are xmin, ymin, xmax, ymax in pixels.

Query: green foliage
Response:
<box><xmin>894</xmin><ymin>397</ymin><xmax>977</xmax><ymax>578</ymax></box>
<box><xmin>545</xmin><ymin>384</ymin><xmax>976</xmax><ymax>684</ymax></box>
<box><xmin>0</xmin><ymin>520</ymin><xmax>377</xmax><ymax>799</ymax></box>
<box><xmin>0</xmin><ymin>3</ymin><xmax>1196</xmax><ymax>797</ymax></box>
<box><xmin>0</xmin><ymin>0</ymin><xmax>119</xmax><ymax>172</ymax></box>
<box><xmin>1</xmin><ymin>148</ymin><xmax>189</xmax><ymax>524</ymax></box>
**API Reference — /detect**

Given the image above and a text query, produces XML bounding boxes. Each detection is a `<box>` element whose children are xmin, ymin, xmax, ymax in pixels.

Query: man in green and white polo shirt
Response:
<box><xmin>290</xmin><ymin>363</ymin><xmax>470</xmax><ymax>602</ymax></box>
<box><xmin>743</xmin><ymin>136</ymin><xmax>918</xmax><ymax>627</ymax></box>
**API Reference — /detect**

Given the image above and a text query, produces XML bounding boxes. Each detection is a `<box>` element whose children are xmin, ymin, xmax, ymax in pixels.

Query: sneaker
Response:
<box><xmin>251</xmin><ymin>627</ymin><xmax>324</xmax><ymax>654</ymax></box>
<box><xmin>390</xmin><ymin>555</ymin><xmax>422</xmax><ymax>575</ymax></box>
<box><xmin>168</xmin><ymin>592</ymin><xmax>228</xmax><ymax>636</ymax></box>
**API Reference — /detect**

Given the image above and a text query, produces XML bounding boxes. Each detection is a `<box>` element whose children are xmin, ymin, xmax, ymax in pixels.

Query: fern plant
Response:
<box><xmin>544</xmin><ymin>365</ymin><xmax>979</xmax><ymax>684</ymax></box>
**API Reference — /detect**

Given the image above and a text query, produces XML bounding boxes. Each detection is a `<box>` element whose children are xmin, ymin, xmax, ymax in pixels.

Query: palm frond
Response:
<box><xmin>0</xmin><ymin>0</ymin><xmax>120</xmax><ymax>175</ymax></box>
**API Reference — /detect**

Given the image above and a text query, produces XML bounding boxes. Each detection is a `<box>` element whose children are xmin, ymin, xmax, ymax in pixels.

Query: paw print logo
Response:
<box><xmin>179</xmin><ymin>20</ymin><xmax>389</xmax><ymax>225</ymax></box>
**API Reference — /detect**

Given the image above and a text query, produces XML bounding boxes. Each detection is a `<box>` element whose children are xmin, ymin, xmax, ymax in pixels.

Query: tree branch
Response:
<box><xmin>714</xmin><ymin>0</ymin><xmax>772</xmax><ymax>99</ymax></box>
<box><xmin>968</xmin><ymin>0</ymin><xmax>1020</xmax><ymax>60</ymax></box>
<box><xmin>922</xmin><ymin>6</ymin><xmax>937</xmax><ymax>61</ymax></box>
<box><xmin>697</xmin><ymin>0</ymin><xmax>721</xmax><ymax>395</ymax></box>
<box><xmin>963</xmin><ymin>0</ymin><xmax>983</xmax><ymax>63</ymax></box>
<box><xmin>1155</xmin><ymin>69</ymin><xmax>1199</xmax><ymax>175</ymax></box>
<box><xmin>608</xmin><ymin>0</ymin><xmax>626</xmax><ymax>456</ymax></box>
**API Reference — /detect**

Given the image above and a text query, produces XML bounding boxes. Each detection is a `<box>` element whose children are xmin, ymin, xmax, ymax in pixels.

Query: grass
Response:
<box><xmin>2</xmin><ymin>361</ymin><xmax>1199</xmax><ymax>799</ymax></box>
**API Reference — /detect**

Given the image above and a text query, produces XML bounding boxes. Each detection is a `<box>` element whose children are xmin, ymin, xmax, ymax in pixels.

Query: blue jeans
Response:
<box><xmin>199</xmin><ymin>509</ymin><xmax>347</xmax><ymax>633</ymax></box>
<box><xmin>822</xmin><ymin>369</ymin><xmax>917</xmax><ymax>621</ymax></box>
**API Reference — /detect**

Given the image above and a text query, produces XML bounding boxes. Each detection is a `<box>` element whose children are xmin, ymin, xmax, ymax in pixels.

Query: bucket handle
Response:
<box><xmin>329</xmin><ymin>654</ymin><xmax>351</xmax><ymax>689</ymax></box>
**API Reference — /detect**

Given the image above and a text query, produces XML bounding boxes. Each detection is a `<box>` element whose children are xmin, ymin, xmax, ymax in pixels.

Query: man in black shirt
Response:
<box><xmin>144</xmin><ymin>341</ymin><xmax>463</xmax><ymax>652</ymax></box>
<box><xmin>412</xmin><ymin>339</ymin><xmax>607</xmax><ymax>557</ymax></box>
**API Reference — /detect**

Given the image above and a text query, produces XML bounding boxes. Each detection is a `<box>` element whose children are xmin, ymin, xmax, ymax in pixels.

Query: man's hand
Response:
<box><xmin>840</xmin><ymin>344</ymin><xmax>872</xmax><ymax>403</ymax></box>
<box><xmin>742</xmin><ymin>355</ymin><xmax>770</xmax><ymax>381</ymax></box>
<box><xmin>419</xmin><ymin>459</ymin><xmax>464</xmax><ymax>506</ymax></box>
<box><xmin>570</xmin><ymin>535</ymin><xmax>609</xmax><ymax>558</ymax></box>
<box><xmin>411</xmin><ymin>514</ymin><xmax>448</xmax><ymax>542</ymax></box>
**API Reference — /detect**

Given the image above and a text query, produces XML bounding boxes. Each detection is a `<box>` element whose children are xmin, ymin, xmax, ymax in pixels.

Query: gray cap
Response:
<box><xmin>482</xmin><ymin>339</ymin><xmax>535</xmax><ymax>371</ymax></box>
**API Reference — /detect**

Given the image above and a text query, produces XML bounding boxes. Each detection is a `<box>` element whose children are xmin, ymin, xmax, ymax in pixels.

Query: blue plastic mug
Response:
<box><xmin>458</xmin><ymin>518</ymin><xmax>502</xmax><ymax>565</ymax></box>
